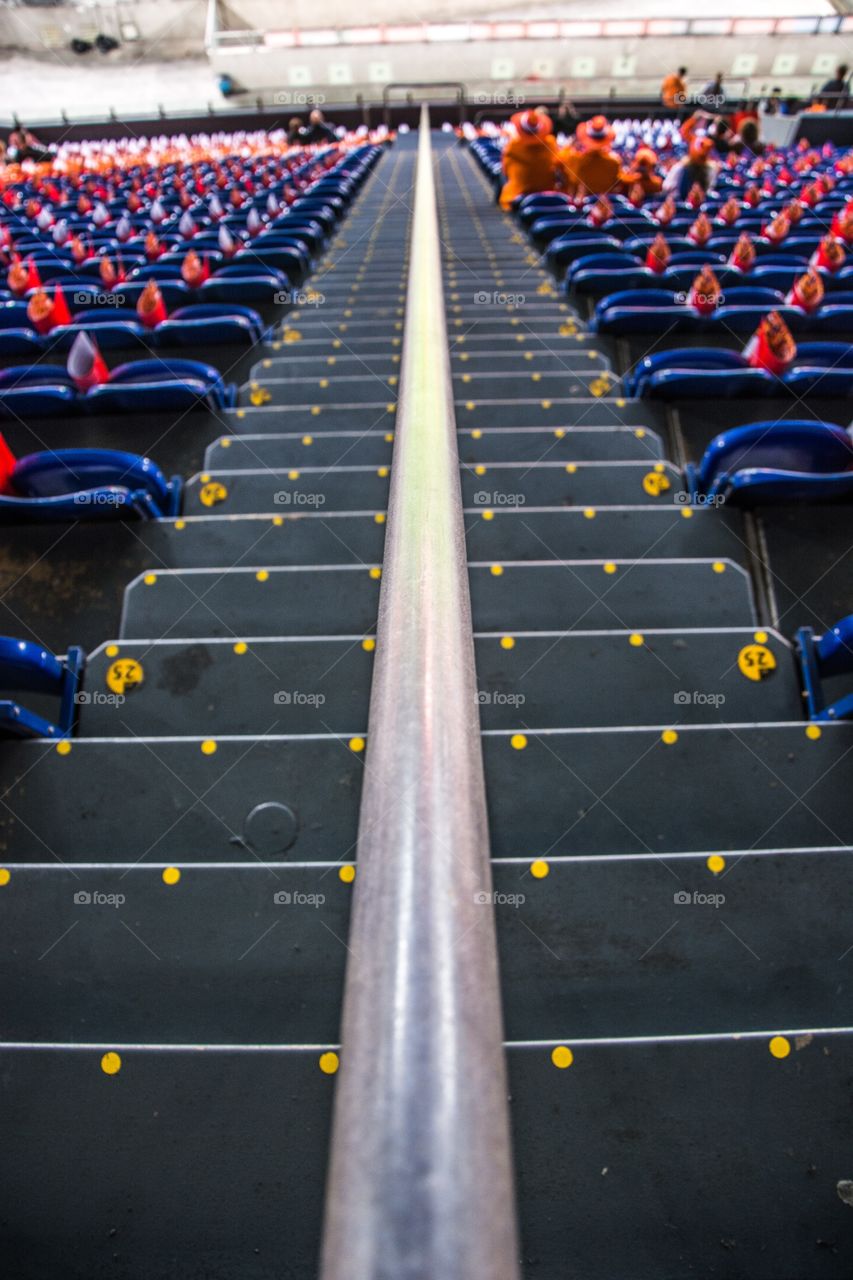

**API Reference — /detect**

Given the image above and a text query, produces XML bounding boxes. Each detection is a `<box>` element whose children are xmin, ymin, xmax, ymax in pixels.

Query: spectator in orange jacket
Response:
<box><xmin>661</xmin><ymin>68</ymin><xmax>688</xmax><ymax>110</ymax></box>
<box><xmin>559</xmin><ymin>116</ymin><xmax>621</xmax><ymax>197</ymax></box>
<box><xmin>499</xmin><ymin>110</ymin><xmax>558</xmax><ymax>210</ymax></box>
<box><xmin>620</xmin><ymin>147</ymin><xmax>662</xmax><ymax>198</ymax></box>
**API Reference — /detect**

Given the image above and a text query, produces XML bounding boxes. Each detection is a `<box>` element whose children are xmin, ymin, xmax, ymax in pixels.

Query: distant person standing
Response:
<box><xmin>499</xmin><ymin>110</ymin><xmax>558</xmax><ymax>209</ymax></box>
<box><xmin>661</xmin><ymin>67</ymin><xmax>688</xmax><ymax>112</ymax></box>
<box><xmin>820</xmin><ymin>64</ymin><xmax>849</xmax><ymax>108</ymax></box>
<box><xmin>702</xmin><ymin>73</ymin><xmax>726</xmax><ymax>110</ymax></box>
<box><xmin>287</xmin><ymin>117</ymin><xmax>305</xmax><ymax>145</ymax></box>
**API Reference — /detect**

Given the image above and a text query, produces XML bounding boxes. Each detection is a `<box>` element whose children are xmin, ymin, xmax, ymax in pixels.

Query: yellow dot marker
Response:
<box><xmin>551</xmin><ymin>1045</ymin><xmax>574</xmax><ymax>1069</ymax></box>
<box><xmin>603</xmin><ymin>562</ymin><xmax>617</xmax><ymax>575</ymax></box>
<box><xmin>105</xmin><ymin>644</ymin><xmax>119</xmax><ymax>658</ymax></box>
<box><xmin>362</xmin><ymin>638</ymin><xmax>376</xmax><ymax>652</ymax></box>
<box><xmin>374</xmin><ymin>513</ymin><xmax>386</xmax><ymax>524</ymax></box>
<box><xmin>482</xmin><ymin>510</ymin><xmax>494</xmax><ymax>521</ymax></box>
<box><xmin>806</xmin><ymin>725</ymin><xmax>822</xmax><ymax>740</ymax></box>
<box><xmin>101</xmin><ymin>1051</ymin><xmax>122</xmax><ymax>1075</ymax></box>
<box><xmin>339</xmin><ymin>865</ymin><xmax>356</xmax><ymax>884</ymax></box>
<box><xmin>566</xmin><ymin>463</ymin><xmax>577</xmax><ymax>474</ymax></box>
<box><xmin>490</xmin><ymin>564</ymin><xmax>504</xmax><ymax>577</ymax></box>
<box><xmin>56</xmin><ymin>740</ymin><xmax>71</xmax><ymax>756</ymax></box>
<box><xmin>0</xmin><ymin>868</ymin><xmax>9</xmax><ymax>886</ymax></box>
<box><xmin>234</xmin><ymin>642</ymin><xmax>248</xmax><ymax>655</ymax></box>
<box><xmin>471</xmin><ymin>429</ymin><xmax>483</xmax><ymax>439</ymax></box>
<box><xmin>175</xmin><ymin>519</ymin><xmax>186</xmax><ymax>531</ymax></box>
<box><xmin>680</xmin><ymin>508</ymin><xmax>693</xmax><ymax>519</ymax></box>
<box><xmin>256</xmin><ymin>570</ymin><xmax>269</xmax><ymax>583</ymax></box>
<box><xmin>635</xmin><ymin>428</ymin><xmax>646</xmax><ymax>438</ymax></box>
<box><xmin>162</xmin><ymin>867</ymin><xmax>181</xmax><ymax>886</ymax></box>
<box><xmin>511</xmin><ymin>734</ymin><xmax>527</xmax><ymax>750</ymax></box>
<box><xmin>707</xmin><ymin>854</ymin><xmax>726</xmax><ymax>875</ymax></box>
<box><xmin>769</xmin><ymin>1035</ymin><xmax>791</xmax><ymax>1060</ymax></box>
<box><xmin>629</xmin><ymin>633</ymin><xmax>644</xmax><ymax>647</ymax></box>
<box><xmin>531</xmin><ymin>859</ymin><xmax>550</xmax><ymax>879</ymax></box>
<box><xmin>319</xmin><ymin>1052</ymin><xmax>340</xmax><ymax>1075</ymax></box>
<box><xmin>349</xmin><ymin>737</ymin><xmax>365</xmax><ymax>753</ymax></box>
<box><xmin>754</xmin><ymin>631</ymin><xmax>768</xmax><ymax>644</ymax></box>
<box><xmin>272</xmin><ymin>516</ymin><xmax>283</xmax><ymax>527</ymax></box>
<box><xmin>378</xmin><ymin>467</ymin><xmax>389</xmax><ymax>478</ymax></box>
<box><xmin>475</xmin><ymin>465</ymin><xmax>487</xmax><ymax>477</ymax></box>
<box><xmin>201</xmin><ymin>739</ymin><xmax>217</xmax><ymax>756</ymax></box>
<box><xmin>712</xmin><ymin>561</ymin><xmax>726</xmax><ymax>574</ymax></box>
<box><xmin>662</xmin><ymin>729</ymin><xmax>679</xmax><ymax>745</ymax></box>
<box><xmin>500</xmin><ymin>636</ymin><xmax>515</xmax><ymax>650</ymax></box>
<box><xmin>302</xmin><ymin>435</ymin><xmax>313</xmax><ymax>446</ymax></box>
<box><xmin>143</xmin><ymin>573</ymin><xmax>157</xmax><ymax>586</ymax></box>
<box><xmin>370</xmin><ymin>567</ymin><xmax>382</xmax><ymax>580</ymax></box>
<box><xmin>384</xmin><ymin>432</ymin><xmax>394</xmax><ymax>443</ymax></box>
<box><xmin>583</xmin><ymin>508</ymin><xmax>596</xmax><ymax>519</ymax></box>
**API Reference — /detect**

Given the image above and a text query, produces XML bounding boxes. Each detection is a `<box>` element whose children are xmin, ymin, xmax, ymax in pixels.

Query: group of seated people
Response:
<box><xmin>498</xmin><ymin>108</ymin><xmax>767</xmax><ymax>210</ymax></box>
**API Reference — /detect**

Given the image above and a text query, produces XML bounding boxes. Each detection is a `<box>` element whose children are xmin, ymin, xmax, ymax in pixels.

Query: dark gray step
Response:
<box><xmin>224</xmin><ymin>403</ymin><xmax>397</xmax><ymax>434</ymax></box>
<box><xmin>204</xmin><ymin>430</ymin><xmax>395</xmax><ymax>471</ymax></box>
<box><xmin>236</xmin><ymin>371</ymin><xmax>617</xmax><ymax>408</ymax></box>
<box><xmin>0</xmin><ymin>723</ymin><xmax>850</xmax><ymax>864</ymax></box>
<box><xmin>78</xmin><ymin>627</ymin><xmax>798</xmax><ymax>738</ymax></box>
<box><xmin>2</xmin><ymin>1035</ymin><xmax>849</xmax><ymax>1277</ymax></box>
<box><xmin>119</xmin><ymin>560</ymin><xmax>754</xmax><ymax>640</ymax></box>
<box><xmin>205</xmin><ymin>425</ymin><xmax>663</xmax><ymax>471</ymax></box>
<box><xmin>249</xmin><ymin>347</ymin><xmax>611</xmax><ymax>381</ymax></box>
<box><xmin>4</xmin><ymin>851</ymin><xmax>851</xmax><ymax>1045</ymax></box>
<box><xmin>264</xmin><ymin>333</ymin><xmax>404</xmax><ymax>356</ymax></box>
<box><xmin>510</xmin><ymin>1032</ymin><xmax>853</xmax><ymax>1279</ymax></box>
<box><xmin>182</xmin><ymin>462</ymin><xmax>681</xmax><ymax>516</ymax></box>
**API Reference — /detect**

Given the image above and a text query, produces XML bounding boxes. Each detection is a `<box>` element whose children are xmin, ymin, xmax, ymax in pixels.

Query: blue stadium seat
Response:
<box><xmin>687</xmin><ymin>419</ymin><xmax>853</xmax><ymax>504</ymax></box>
<box><xmin>0</xmin><ymin>637</ymin><xmax>84</xmax><ymax>739</ymax></box>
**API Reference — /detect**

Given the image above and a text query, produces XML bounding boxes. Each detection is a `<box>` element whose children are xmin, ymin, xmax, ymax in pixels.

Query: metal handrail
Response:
<box><xmin>320</xmin><ymin>105</ymin><xmax>520</xmax><ymax>1280</ymax></box>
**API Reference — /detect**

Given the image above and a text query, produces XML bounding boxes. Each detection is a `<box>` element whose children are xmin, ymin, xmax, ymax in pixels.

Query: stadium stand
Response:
<box><xmin>1</xmin><ymin>77</ymin><xmax>853</xmax><ymax>1280</ymax></box>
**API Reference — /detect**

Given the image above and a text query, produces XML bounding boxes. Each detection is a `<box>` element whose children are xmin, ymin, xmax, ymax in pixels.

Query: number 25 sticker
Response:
<box><xmin>106</xmin><ymin>658</ymin><xmax>144</xmax><ymax>695</ymax></box>
<box><xmin>737</xmin><ymin>644</ymin><xmax>777</xmax><ymax>682</ymax></box>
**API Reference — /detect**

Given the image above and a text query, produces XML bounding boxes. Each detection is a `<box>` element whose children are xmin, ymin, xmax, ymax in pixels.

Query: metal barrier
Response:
<box><xmin>320</xmin><ymin>106</ymin><xmax>520</xmax><ymax>1280</ymax></box>
<box><xmin>383</xmin><ymin>82</ymin><xmax>467</xmax><ymax>127</ymax></box>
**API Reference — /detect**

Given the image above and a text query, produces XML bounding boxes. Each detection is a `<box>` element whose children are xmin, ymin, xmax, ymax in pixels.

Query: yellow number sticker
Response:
<box><xmin>200</xmin><ymin>481</ymin><xmax>228</xmax><ymax>508</ymax></box>
<box><xmin>642</xmin><ymin>471</ymin><xmax>671</xmax><ymax>497</ymax></box>
<box><xmin>590</xmin><ymin>376</ymin><xmax>611</xmax><ymax>398</ymax></box>
<box><xmin>283</xmin><ymin>329</ymin><xmax>302</xmax><ymax>344</ymax></box>
<box><xmin>249</xmin><ymin>387</ymin><xmax>271</xmax><ymax>406</ymax></box>
<box><xmin>106</xmin><ymin>658</ymin><xmax>144</xmax><ymax>695</ymax></box>
<box><xmin>737</xmin><ymin>644</ymin><xmax>777</xmax><ymax>682</ymax></box>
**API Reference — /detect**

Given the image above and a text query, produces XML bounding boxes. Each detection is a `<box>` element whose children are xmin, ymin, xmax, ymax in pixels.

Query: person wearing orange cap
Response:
<box><xmin>663</xmin><ymin>136</ymin><xmax>718</xmax><ymax>201</ymax></box>
<box><xmin>498</xmin><ymin>110</ymin><xmax>558</xmax><ymax>210</ymax></box>
<box><xmin>620</xmin><ymin>147</ymin><xmax>662</xmax><ymax>199</ymax></box>
<box><xmin>558</xmin><ymin>116</ymin><xmax>621</xmax><ymax>197</ymax></box>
